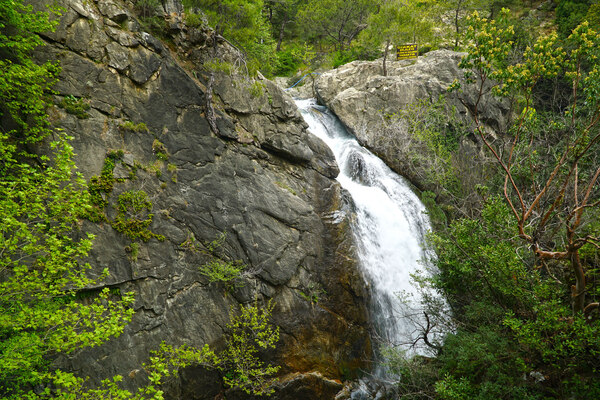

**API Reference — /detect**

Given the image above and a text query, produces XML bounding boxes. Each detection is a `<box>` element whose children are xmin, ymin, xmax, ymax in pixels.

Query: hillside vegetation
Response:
<box><xmin>1</xmin><ymin>0</ymin><xmax>600</xmax><ymax>399</ymax></box>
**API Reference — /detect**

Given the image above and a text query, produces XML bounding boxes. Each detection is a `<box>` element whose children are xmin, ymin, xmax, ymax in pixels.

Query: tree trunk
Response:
<box><xmin>571</xmin><ymin>250</ymin><xmax>586</xmax><ymax>313</ymax></box>
<box><xmin>454</xmin><ymin>0</ymin><xmax>461</xmax><ymax>49</ymax></box>
<box><xmin>382</xmin><ymin>39</ymin><xmax>389</xmax><ymax>77</ymax></box>
<box><xmin>276</xmin><ymin>19</ymin><xmax>287</xmax><ymax>52</ymax></box>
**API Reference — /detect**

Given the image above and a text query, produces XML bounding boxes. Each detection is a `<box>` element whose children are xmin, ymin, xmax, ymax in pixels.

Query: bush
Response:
<box><xmin>274</xmin><ymin>43</ymin><xmax>315</xmax><ymax>76</ymax></box>
<box><xmin>556</xmin><ymin>0</ymin><xmax>592</xmax><ymax>37</ymax></box>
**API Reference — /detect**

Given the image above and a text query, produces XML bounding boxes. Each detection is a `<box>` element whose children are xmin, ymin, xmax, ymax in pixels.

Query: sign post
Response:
<box><xmin>397</xmin><ymin>44</ymin><xmax>418</xmax><ymax>60</ymax></box>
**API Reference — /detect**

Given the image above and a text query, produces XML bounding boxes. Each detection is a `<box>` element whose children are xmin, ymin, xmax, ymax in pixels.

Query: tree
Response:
<box><xmin>438</xmin><ymin>0</ymin><xmax>493</xmax><ymax>49</ymax></box>
<box><xmin>183</xmin><ymin>0</ymin><xmax>277</xmax><ymax>75</ymax></box>
<box><xmin>265</xmin><ymin>0</ymin><xmax>301</xmax><ymax>51</ymax></box>
<box><xmin>298</xmin><ymin>0</ymin><xmax>374</xmax><ymax>52</ymax></box>
<box><xmin>556</xmin><ymin>0</ymin><xmax>593</xmax><ymax>38</ymax></box>
<box><xmin>359</xmin><ymin>0</ymin><xmax>435</xmax><ymax>76</ymax></box>
<box><xmin>452</xmin><ymin>11</ymin><xmax>600</xmax><ymax>316</ymax></box>
<box><xmin>383</xmin><ymin>10</ymin><xmax>600</xmax><ymax>398</ymax></box>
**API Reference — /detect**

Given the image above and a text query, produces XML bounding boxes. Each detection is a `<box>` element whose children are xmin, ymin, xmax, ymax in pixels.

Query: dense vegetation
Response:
<box><xmin>2</xmin><ymin>0</ymin><xmax>600</xmax><ymax>399</ymax></box>
<box><xmin>133</xmin><ymin>0</ymin><xmax>598</xmax><ymax>80</ymax></box>
<box><xmin>384</xmin><ymin>8</ymin><xmax>600</xmax><ymax>400</ymax></box>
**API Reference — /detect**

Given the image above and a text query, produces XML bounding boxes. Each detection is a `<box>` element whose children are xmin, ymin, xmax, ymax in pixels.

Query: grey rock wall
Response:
<box><xmin>31</xmin><ymin>0</ymin><xmax>371</xmax><ymax>397</ymax></box>
<box><xmin>315</xmin><ymin>50</ymin><xmax>511</xmax><ymax>177</ymax></box>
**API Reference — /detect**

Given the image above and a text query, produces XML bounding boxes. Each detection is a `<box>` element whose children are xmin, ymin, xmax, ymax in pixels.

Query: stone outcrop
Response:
<box><xmin>315</xmin><ymin>50</ymin><xmax>510</xmax><ymax>174</ymax></box>
<box><xmin>31</xmin><ymin>0</ymin><xmax>371</xmax><ymax>398</ymax></box>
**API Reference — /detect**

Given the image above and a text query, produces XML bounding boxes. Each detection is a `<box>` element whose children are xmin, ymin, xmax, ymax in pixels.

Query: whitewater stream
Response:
<box><xmin>297</xmin><ymin>99</ymin><xmax>434</xmax><ymax>360</ymax></box>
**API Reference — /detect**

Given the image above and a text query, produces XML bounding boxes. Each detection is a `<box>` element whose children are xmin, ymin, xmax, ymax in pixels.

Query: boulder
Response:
<box><xmin>316</xmin><ymin>50</ymin><xmax>510</xmax><ymax>150</ymax></box>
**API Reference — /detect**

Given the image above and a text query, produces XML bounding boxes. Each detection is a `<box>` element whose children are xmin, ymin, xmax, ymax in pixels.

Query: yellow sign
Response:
<box><xmin>397</xmin><ymin>44</ymin><xmax>418</xmax><ymax>60</ymax></box>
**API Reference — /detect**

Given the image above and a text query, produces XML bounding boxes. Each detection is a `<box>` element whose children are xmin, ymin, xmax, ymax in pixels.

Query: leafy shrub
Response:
<box><xmin>198</xmin><ymin>233</ymin><xmax>247</xmax><ymax>285</ymax></box>
<box><xmin>222</xmin><ymin>300</ymin><xmax>280</xmax><ymax>395</ymax></box>
<box><xmin>556</xmin><ymin>0</ymin><xmax>592</xmax><ymax>37</ymax></box>
<box><xmin>274</xmin><ymin>43</ymin><xmax>315</xmax><ymax>76</ymax></box>
<box><xmin>332</xmin><ymin>49</ymin><xmax>358</xmax><ymax>68</ymax></box>
<box><xmin>185</xmin><ymin>11</ymin><xmax>206</xmax><ymax>28</ymax></box>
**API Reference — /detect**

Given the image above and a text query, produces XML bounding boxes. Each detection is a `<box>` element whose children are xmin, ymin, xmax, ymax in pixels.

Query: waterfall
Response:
<box><xmin>297</xmin><ymin>99</ymin><xmax>434</xmax><ymax>359</ymax></box>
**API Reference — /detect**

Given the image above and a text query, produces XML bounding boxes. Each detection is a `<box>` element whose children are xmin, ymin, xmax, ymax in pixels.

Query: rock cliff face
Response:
<box><xmin>32</xmin><ymin>0</ymin><xmax>371</xmax><ymax>397</ymax></box>
<box><xmin>315</xmin><ymin>50</ymin><xmax>510</xmax><ymax>185</ymax></box>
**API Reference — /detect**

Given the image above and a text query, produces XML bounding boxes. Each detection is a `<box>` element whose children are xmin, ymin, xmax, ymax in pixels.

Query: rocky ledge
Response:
<box><xmin>315</xmin><ymin>50</ymin><xmax>510</xmax><ymax>188</ymax></box>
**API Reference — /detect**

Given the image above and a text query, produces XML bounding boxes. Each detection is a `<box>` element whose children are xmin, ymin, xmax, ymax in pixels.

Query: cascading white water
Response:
<box><xmin>297</xmin><ymin>99</ymin><xmax>433</xmax><ymax>355</ymax></box>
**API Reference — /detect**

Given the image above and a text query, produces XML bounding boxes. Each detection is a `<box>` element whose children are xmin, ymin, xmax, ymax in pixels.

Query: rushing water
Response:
<box><xmin>297</xmin><ymin>99</ymin><xmax>433</xmax><ymax>357</ymax></box>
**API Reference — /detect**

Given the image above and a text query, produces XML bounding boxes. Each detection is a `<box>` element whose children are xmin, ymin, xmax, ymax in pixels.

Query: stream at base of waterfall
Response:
<box><xmin>297</xmin><ymin>99</ymin><xmax>440</xmax><ymax>396</ymax></box>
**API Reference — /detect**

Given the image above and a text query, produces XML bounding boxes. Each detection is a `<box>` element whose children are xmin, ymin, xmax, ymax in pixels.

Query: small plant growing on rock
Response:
<box><xmin>248</xmin><ymin>81</ymin><xmax>265</xmax><ymax>98</ymax></box>
<box><xmin>112</xmin><ymin>190</ymin><xmax>165</xmax><ymax>242</ymax></box>
<box><xmin>58</xmin><ymin>94</ymin><xmax>90</xmax><ymax>119</ymax></box>
<box><xmin>185</xmin><ymin>11</ymin><xmax>205</xmax><ymax>28</ymax></box>
<box><xmin>152</xmin><ymin>138</ymin><xmax>169</xmax><ymax>161</ymax></box>
<box><xmin>86</xmin><ymin>150</ymin><xmax>124</xmax><ymax>222</ymax></box>
<box><xmin>275</xmin><ymin>180</ymin><xmax>297</xmax><ymax>196</ymax></box>
<box><xmin>203</xmin><ymin>59</ymin><xmax>235</xmax><ymax>74</ymax></box>
<box><xmin>199</xmin><ymin>259</ymin><xmax>246</xmax><ymax>284</ymax></box>
<box><xmin>126</xmin><ymin>242</ymin><xmax>140</xmax><ymax>262</ymax></box>
<box><xmin>199</xmin><ymin>233</ymin><xmax>247</xmax><ymax>285</ymax></box>
<box><xmin>299</xmin><ymin>282</ymin><xmax>326</xmax><ymax>304</ymax></box>
<box><xmin>119</xmin><ymin>120</ymin><xmax>149</xmax><ymax>133</ymax></box>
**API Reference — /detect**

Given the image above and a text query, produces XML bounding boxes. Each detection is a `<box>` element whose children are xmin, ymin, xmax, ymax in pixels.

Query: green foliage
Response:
<box><xmin>587</xmin><ymin>3</ymin><xmax>600</xmax><ymax>30</ymax></box>
<box><xmin>421</xmin><ymin>191</ymin><xmax>447</xmax><ymax>227</ymax></box>
<box><xmin>274</xmin><ymin>42</ymin><xmax>315</xmax><ymax>76</ymax></box>
<box><xmin>134</xmin><ymin>0</ymin><xmax>160</xmax><ymax>18</ymax></box>
<box><xmin>86</xmin><ymin>151</ymin><xmax>123</xmax><ymax>222</ymax></box>
<box><xmin>128</xmin><ymin>242</ymin><xmax>140</xmax><ymax>261</ymax></box>
<box><xmin>556</xmin><ymin>0</ymin><xmax>592</xmax><ymax>38</ymax></box>
<box><xmin>377</xmin><ymin>96</ymin><xmax>467</xmax><ymax>201</ymax></box>
<box><xmin>248</xmin><ymin>80</ymin><xmax>265</xmax><ymax>98</ymax></box>
<box><xmin>331</xmin><ymin>48</ymin><xmax>361</xmax><ymax>68</ymax></box>
<box><xmin>414</xmin><ymin>16</ymin><xmax>600</xmax><ymax>396</ymax></box>
<box><xmin>183</xmin><ymin>0</ymin><xmax>277</xmax><ymax>76</ymax></box>
<box><xmin>274</xmin><ymin>180</ymin><xmax>297</xmax><ymax>195</ymax></box>
<box><xmin>420</xmin><ymin>197</ymin><xmax>600</xmax><ymax>397</ymax></box>
<box><xmin>184</xmin><ymin>11</ymin><xmax>206</xmax><ymax>28</ymax></box>
<box><xmin>221</xmin><ymin>300</ymin><xmax>280</xmax><ymax>395</ymax></box>
<box><xmin>202</xmin><ymin>59</ymin><xmax>235</xmax><ymax>74</ymax></box>
<box><xmin>152</xmin><ymin>138</ymin><xmax>169</xmax><ymax>161</ymax></box>
<box><xmin>0</xmin><ymin>3</ymin><xmax>137</xmax><ymax>397</ymax></box>
<box><xmin>198</xmin><ymin>233</ymin><xmax>246</xmax><ymax>284</ymax></box>
<box><xmin>381</xmin><ymin>348</ymin><xmax>439</xmax><ymax>399</ymax></box>
<box><xmin>138</xmin><ymin>15</ymin><xmax>169</xmax><ymax>39</ymax></box>
<box><xmin>119</xmin><ymin>120</ymin><xmax>149</xmax><ymax>133</ymax></box>
<box><xmin>0</xmin><ymin>3</ymin><xmax>61</xmax><ymax>150</ymax></box>
<box><xmin>200</xmin><ymin>259</ymin><xmax>246</xmax><ymax>284</ymax></box>
<box><xmin>58</xmin><ymin>95</ymin><xmax>90</xmax><ymax>119</ymax></box>
<box><xmin>357</xmin><ymin>0</ymin><xmax>436</xmax><ymax>73</ymax></box>
<box><xmin>298</xmin><ymin>283</ymin><xmax>326</xmax><ymax>304</ymax></box>
<box><xmin>112</xmin><ymin>190</ymin><xmax>165</xmax><ymax>242</ymax></box>
<box><xmin>298</xmin><ymin>0</ymin><xmax>375</xmax><ymax>52</ymax></box>
<box><xmin>0</xmin><ymin>3</ymin><xmax>280</xmax><ymax>398</ymax></box>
